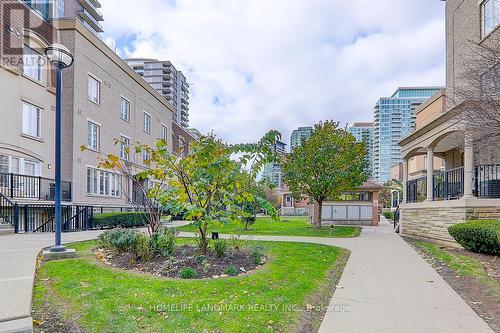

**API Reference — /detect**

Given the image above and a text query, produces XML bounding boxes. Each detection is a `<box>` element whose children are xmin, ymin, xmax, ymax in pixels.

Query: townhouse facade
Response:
<box><xmin>56</xmin><ymin>19</ymin><xmax>174</xmax><ymax>206</ymax></box>
<box><xmin>0</xmin><ymin>1</ymin><xmax>176</xmax><ymax>235</ymax></box>
<box><xmin>398</xmin><ymin>0</ymin><xmax>500</xmax><ymax>245</ymax></box>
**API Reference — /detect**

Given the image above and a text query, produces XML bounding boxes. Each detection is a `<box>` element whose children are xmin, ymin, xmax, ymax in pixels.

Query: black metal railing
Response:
<box><xmin>433</xmin><ymin>167</ymin><xmax>464</xmax><ymax>200</ymax></box>
<box><xmin>0</xmin><ymin>200</ymin><xmax>143</xmax><ymax>233</ymax></box>
<box><xmin>0</xmin><ymin>193</ymin><xmax>19</xmax><ymax>232</ymax></box>
<box><xmin>407</xmin><ymin>176</ymin><xmax>426</xmax><ymax>203</ymax></box>
<box><xmin>0</xmin><ymin>173</ymin><xmax>71</xmax><ymax>201</ymax></box>
<box><xmin>476</xmin><ymin>165</ymin><xmax>500</xmax><ymax>198</ymax></box>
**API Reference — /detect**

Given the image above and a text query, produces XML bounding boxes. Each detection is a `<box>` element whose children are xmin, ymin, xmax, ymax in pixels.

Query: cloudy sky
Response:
<box><xmin>101</xmin><ymin>0</ymin><xmax>446</xmax><ymax>145</ymax></box>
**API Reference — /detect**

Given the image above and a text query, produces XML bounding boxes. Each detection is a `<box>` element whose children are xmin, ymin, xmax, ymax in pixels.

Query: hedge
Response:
<box><xmin>383</xmin><ymin>211</ymin><xmax>394</xmax><ymax>220</ymax></box>
<box><xmin>92</xmin><ymin>212</ymin><xmax>148</xmax><ymax>229</ymax></box>
<box><xmin>448</xmin><ymin>220</ymin><xmax>500</xmax><ymax>255</ymax></box>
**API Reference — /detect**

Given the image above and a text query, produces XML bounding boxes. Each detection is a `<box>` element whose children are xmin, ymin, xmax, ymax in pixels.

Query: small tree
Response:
<box><xmin>98</xmin><ymin>131</ymin><xmax>279</xmax><ymax>255</ymax></box>
<box><xmin>282</xmin><ymin>121</ymin><xmax>367</xmax><ymax>228</ymax></box>
<box><xmin>240</xmin><ymin>178</ymin><xmax>276</xmax><ymax>230</ymax></box>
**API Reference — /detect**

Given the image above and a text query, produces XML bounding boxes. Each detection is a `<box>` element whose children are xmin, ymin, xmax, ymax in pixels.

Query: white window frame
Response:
<box><xmin>143</xmin><ymin>112</ymin><xmax>151</xmax><ymax>134</ymax></box>
<box><xmin>161</xmin><ymin>123</ymin><xmax>168</xmax><ymax>141</ymax></box>
<box><xmin>86</xmin><ymin>167</ymin><xmax>121</xmax><ymax>197</ymax></box>
<box><xmin>120</xmin><ymin>134</ymin><xmax>130</xmax><ymax>161</ymax></box>
<box><xmin>22</xmin><ymin>101</ymin><xmax>41</xmax><ymax>138</ymax></box>
<box><xmin>88</xmin><ymin>74</ymin><xmax>101</xmax><ymax>105</ymax></box>
<box><xmin>481</xmin><ymin>0</ymin><xmax>500</xmax><ymax>37</ymax></box>
<box><xmin>87</xmin><ymin>120</ymin><xmax>100</xmax><ymax>151</ymax></box>
<box><xmin>120</xmin><ymin>96</ymin><xmax>130</xmax><ymax>121</ymax></box>
<box><xmin>22</xmin><ymin>45</ymin><xmax>43</xmax><ymax>82</ymax></box>
<box><xmin>142</xmin><ymin>149</ymin><xmax>151</xmax><ymax>164</ymax></box>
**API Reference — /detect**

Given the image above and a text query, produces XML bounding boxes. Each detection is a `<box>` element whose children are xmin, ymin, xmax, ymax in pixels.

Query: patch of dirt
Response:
<box><xmin>406</xmin><ymin>238</ymin><xmax>500</xmax><ymax>332</ymax></box>
<box><xmin>295</xmin><ymin>249</ymin><xmax>351</xmax><ymax>333</ymax></box>
<box><xmin>95</xmin><ymin>245</ymin><xmax>266</xmax><ymax>279</ymax></box>
<box><xmin>32</xmin><ymin>307</ymin><xmax>82</xmax><ymax>333</ymax></box>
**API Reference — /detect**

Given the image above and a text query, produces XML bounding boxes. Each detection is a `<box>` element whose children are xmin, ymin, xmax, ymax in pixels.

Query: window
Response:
<box><xmin>120</xmin><ymin>97</ymin><xmax>130</xmax><ymax>121</ymax></box>
<box><xmin>143</xmin><ymin>150</ymin><xmax>151</xmax><ymax>164</ymax></box>
<box><xmin>22</xmin><ymin>45</ymin><xmax>43</xmax><ymax>82</ymax></box>
<box><xmin>143</xmin><ymin>112</ymin><xmax>151</xmax><ymax>133</ymax></box>
<box><xmin>22</xmin><ymin>102</ymin><xmax>41</xmax><ymax>137</ymax></box>
<box><xmin>482</xmin><ymin>0</ymin><xmax>500</xmax><ymax>37</ymax></box>
<box><xmin>120</xmin><ymin>135</ymin><xmax>130</xmax><ymax>161</ymax></box>
<box><xmin>87</xmin><ymin>121</ymin><xmax>100</xmax><ymax>151</ymax></box>
<box><xmin>87</xmin><ymin>168</ymin><xmax>121</xmax><ymax>197</ymax></box>
<box><xmin>161</xmin><ymin>124</ymin><xmax>168</xmax><ymax>141</ymax></box>
<box><xmin>88</xmin><ymin>75</ymin><xmax>101</xmax><ymax>104</ymax></box>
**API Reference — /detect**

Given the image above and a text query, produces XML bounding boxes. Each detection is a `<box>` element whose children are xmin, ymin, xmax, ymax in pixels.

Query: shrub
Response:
<box><xmin>92</xmin><ymin>212</ymin><xmax>148</xmax><ymax>229</ymax></box>
<box><xmin>195</xmin><ymin>255</ymin><xmax>206</xmax><ymax>263</ymax></box>
<box><xmin>251</xmin><ymin>245</ymin><xmax>264</xmax><ymax>265</ymax></box>
<box><xmin>213</xmin><ymin>239</ymin><xmax>228</xmax><ymax>258</ymax></box>
<box><xmin>98</xmin><ymin>229</ymin><xmax>138</xmax><ymax>253</ymax></box>
<box><xmin>150</xmin><ymin>227</ymin><xmax>178</xmax><ymax>257</ymax></box>
<box><xmin>448</xmin><ymin>220</ymin><xmax>500</xmax><ymax>255</ymax></box>
<box><xmin>224</xmin><ymin>265</ymin><xmax>238</xmax><ymax>276</ymax></box>
<box><xmin>179</xmin><ymin>267</ymin><xmax>197</xmax><ymax>279</ymax></box>
<box><xmin>133</xmin><ymin>233</ymin><xmax>152</xmax><ymax>261</ymax></box>
<box><xmin>383</xmin><ymin>211</ymin><xmax>394</xmax><ymax>220</ymax></box>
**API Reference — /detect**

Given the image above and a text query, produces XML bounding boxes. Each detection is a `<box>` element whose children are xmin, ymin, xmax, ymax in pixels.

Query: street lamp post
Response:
<box><xmin>45</xmin><ymin>44</ymin><xmax>74</xmax><ymax>253</ymax></box>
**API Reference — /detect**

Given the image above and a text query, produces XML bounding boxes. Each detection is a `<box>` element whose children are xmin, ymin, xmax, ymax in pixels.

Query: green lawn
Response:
<box><xmin>415</xmin><ymin>241</ymin><xmax>499</xmax><ymax>299</ymax></box>
<box><xmin>178</xmin><ymin>216</ymin><xmax>361</xmax><ymax>238</ymax></box>
<box><xmin>34</xmin><ymin>239</ymin><xmax>349</xmax><ymax>333</ymax></box>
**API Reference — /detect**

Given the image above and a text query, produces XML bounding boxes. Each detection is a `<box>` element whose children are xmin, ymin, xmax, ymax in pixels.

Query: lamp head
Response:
<box><xmin>45</xmin><ymin>44</ymin><xmax>74</xmax><ymax>69</ymax></box>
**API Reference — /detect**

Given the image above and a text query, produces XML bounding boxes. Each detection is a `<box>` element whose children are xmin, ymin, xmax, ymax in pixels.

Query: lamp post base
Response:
<box><xmin>43</xmin><ymin>248</ymin><xmax>77</xmax><ymax>261</ymax></box>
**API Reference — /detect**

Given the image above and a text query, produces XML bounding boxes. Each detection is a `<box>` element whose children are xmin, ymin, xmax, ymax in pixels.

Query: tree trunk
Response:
<box><xmin>199</xmin><ymin>223</ymin><xmax>208</xmax><ymax>255</ymax></box>
<box><xmin>317</xmin><ymin>200</ymin><xmax>323</xmax><ymax>229</ymax></box>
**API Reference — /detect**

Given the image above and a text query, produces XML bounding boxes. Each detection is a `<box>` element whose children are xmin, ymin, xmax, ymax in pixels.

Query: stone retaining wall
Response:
<box><xmin>401</xmin><ymin>202</ymin><xmax>500</xmax><ymax>247</ymax></box>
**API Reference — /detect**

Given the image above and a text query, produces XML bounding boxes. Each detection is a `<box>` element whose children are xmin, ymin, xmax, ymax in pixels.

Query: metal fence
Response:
<box><xmin>406</xmin><ymin>176</ymin><xmax>426</xmax><ymax>203</ymax></box>
<box><xmin>0</xmin><ymin>173</ymin><xmax>71</xmax><ymax>201</ymax></box>
<box><xmin>0</xmin><ymin>197</ymin><xmax>142</xmax><ymax>233</ymax></box>
<box><xmin>476</xmin><ymin>164</ymin><xmax>500</xmax><ymax>198</ymax></box>
<box><xmin>433</xmin><ymin>167</ymin><xmax>464</xmax><ymax>200</ymax></box>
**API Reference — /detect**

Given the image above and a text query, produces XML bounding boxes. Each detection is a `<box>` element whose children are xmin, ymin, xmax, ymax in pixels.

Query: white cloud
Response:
<box><xmin>101</xmin><ymin>0</ymin><xmax>446</xmax><ymax>145</ymax></box>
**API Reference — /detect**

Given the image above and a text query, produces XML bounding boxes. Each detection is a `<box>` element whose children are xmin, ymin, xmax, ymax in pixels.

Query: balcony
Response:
<box><xmin>0</xmin><ymin>173</ymin><xmax>71</xmax><ymax>202</ymax></box>
<box><xmin>406</xmin><ymin>165</ymin><xmax>500</xmax><ymax>203</ymax></box>
<box><xmin>78</xmin><ymin>0</ymin><xmax>104</xmax><ymax>20</ymax></box>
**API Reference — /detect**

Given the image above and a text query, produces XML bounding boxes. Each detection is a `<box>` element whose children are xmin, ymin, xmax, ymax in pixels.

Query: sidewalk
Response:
<box><xmin>318</xmin><ymin>218</ymin><xmax>493</xmax><ymax>333</ymax></box>
<box><xmin>0</xmin><ymin>220</ymin><xmax>493</xmax><ymax>333</ymax></box>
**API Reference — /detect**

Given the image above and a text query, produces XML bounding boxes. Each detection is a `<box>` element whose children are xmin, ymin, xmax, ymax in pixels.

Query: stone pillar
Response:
<box><xmin>426</xmin><ymin>147</ymin><xmax>434</xmax><ymax>201</ymax></box>
<box><xmin>463</xmin><ymin>131</ymin><xmax>474</xmax><ymax>198</ymax></box>
<box><xmin>403</xmin><ymin>159</ymin><xmax>408</xmax><ymax>203</ymax></box>
<box><xmin>402</xmin><ymin>159</ymin><xmax>408</xmax><ymax>203</ymax></box>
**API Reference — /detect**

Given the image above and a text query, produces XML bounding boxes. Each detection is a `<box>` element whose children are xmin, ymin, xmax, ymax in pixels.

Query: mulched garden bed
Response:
<box><xmin>406</xmin><ymin>238</ymin><xmax>499</xmax><ymax>332</ymax></box>
<box><xmin>95</xmin><ymin>245</ymin><xmax>267</xmax><ymax>279</ymax></box>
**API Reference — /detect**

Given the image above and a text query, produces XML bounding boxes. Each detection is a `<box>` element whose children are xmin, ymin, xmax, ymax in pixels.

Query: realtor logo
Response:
<box><xmin>1</xmin><ymin>0</ymin><xmax>56</xmax><ymax>68</ymax></box>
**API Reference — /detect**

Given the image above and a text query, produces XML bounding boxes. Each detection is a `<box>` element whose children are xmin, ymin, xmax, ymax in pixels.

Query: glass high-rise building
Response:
<box><xmin>348</xmin><ymin>122</ymin><xmax>375</xmax><ymax>178</ymax></box>
<box><xmin>290</xmin><ymin>126</ymin><xmax>313</xmax><ymax>151</ymax></box>
<box><xmin>262</xmin><ymin>137</ymin><xmax>286</xmax><ymax>189</ymax></box>
<box><xmin>373</xmin><ymin>87</ymin><xmax>442</xmax><ymax>183</ymax></box>
<box><xmin>125</xmin><ymin>59</ymin><xmax>190</xmax><ymax>128</ymax></box>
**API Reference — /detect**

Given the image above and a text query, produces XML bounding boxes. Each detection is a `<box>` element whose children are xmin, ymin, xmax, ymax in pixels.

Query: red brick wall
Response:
<box><xmin>172</xmin><ymin>122</ymin><xmax>195</xmax><ymax>156</ymax></box>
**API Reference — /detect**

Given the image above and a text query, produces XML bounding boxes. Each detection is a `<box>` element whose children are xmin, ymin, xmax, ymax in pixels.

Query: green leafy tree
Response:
<box><xmin>98</xmin><ymin>131</ymin><xmax>279</xmax><ymax>255</ymax></box>
<box><xmin>240</xmin><ymin>179</ymin><xmax>277</xmax><ymax>230</ymax></box>
<box><xmin>282</xmin><ymin>121</ymin><xmax>367</xmax><ymax>228</ymax></box>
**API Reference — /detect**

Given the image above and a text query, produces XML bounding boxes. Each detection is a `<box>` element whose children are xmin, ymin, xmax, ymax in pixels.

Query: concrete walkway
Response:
<box><xmin>0</xmin><ymin>220</ymin><xmax>493</xmax><ymax>333</ymax></box>
<box><xmin>318</xmin><ymin>218</ymin><xmax>493</xmax><ymax>333</ymax></box>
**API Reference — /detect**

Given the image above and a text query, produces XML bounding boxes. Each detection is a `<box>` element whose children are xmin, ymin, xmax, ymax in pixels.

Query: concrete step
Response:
<box><xmin>0</xmin><ymin>223</ymin><xmax>14</xmax><ymax>236</ymax></box>
<box><xmin>0</xmin><ymin>317</ymin><xmax>33</xmax><ymax>333</ymax></box>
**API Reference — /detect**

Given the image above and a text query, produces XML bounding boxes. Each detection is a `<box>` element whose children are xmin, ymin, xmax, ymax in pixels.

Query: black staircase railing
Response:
<box><xmin>433</xmin><ymin>167</ymin><xmax>464</xmax><ymax>200</ymax></box>
<box><xmin>0</xmin><ymin>193</ymin><xmax>19</xmax><ymax>232</ymax></box>
<box><xmin>0</xmin><ymin>173</ymin><xmax>71</xmax><ymax>202</ymax></box>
